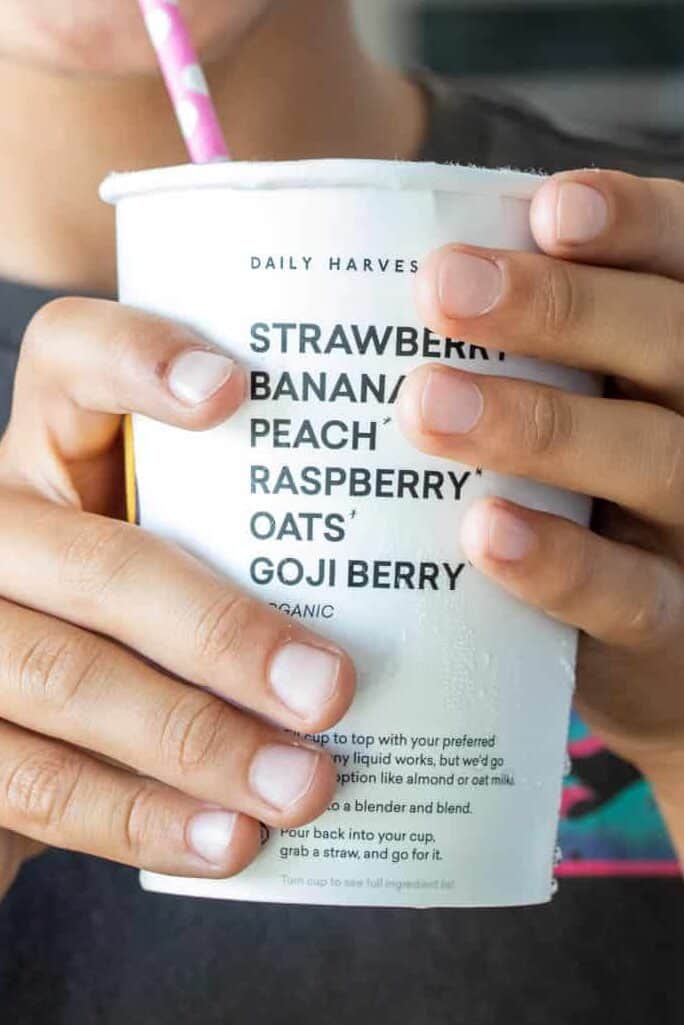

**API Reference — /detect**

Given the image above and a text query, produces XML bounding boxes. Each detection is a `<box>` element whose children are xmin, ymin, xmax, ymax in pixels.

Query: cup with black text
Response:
<box><xmin>102</xmin><ymin>160</ymin><xmax>594</xmax><ymax>907</ymax></box>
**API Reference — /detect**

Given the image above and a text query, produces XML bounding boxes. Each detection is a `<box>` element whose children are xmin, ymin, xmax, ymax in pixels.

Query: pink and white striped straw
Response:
<box><xmin>137</xmin><ymin>0</ymin><xmax>230</xmax><ymax>163</ymax></box>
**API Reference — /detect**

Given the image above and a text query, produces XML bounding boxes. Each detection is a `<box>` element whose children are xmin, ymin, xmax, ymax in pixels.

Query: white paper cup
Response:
<box><xmin>102</xmin><ymin>160</ymin><xmax>595</xmax><ymax>908</ymax></box>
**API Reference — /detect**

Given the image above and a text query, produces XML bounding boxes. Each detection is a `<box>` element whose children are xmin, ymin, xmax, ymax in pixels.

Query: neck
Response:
<box><xmin>0</xmin><ymin>2</ymin><xmax>426</xmax><ymax>295</ymax></box>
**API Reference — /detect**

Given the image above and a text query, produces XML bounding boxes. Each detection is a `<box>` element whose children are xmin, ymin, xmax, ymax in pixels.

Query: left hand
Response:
<box><xmin>397</xmin><ymin>170</ymin><xmax>684</xmax><ymax>855</ymax></box>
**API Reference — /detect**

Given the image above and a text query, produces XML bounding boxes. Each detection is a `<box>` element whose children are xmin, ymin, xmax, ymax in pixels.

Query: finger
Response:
<box><xmin>530</xmin><ymin>169</ymin><xmax>684</xmax><ymax>281</ymax></box>
<box><xmin>397</xmin><ymin>363</ymin><xmax>684</xmax><ymax>527</ymax></box>
<box><xmin>0</xmin><ymin>596</ymin><xmax>338</xmax><ymax>829</ymax></box>
<box><xmin>1</xmin><ymin>297</ymin><xmax>246</xmax><ymax>477</ymax></box>
<box><xmin>0</xmin><ymin>489</ymin><xmax>356</xmax><ymax>732</ymax></box>
<box><xmin>413</xmin><ymin>244</ymin><xmax>684</xmax><ymax>408</ymax></box>
<box><xmin>0</xmin><ymin>719</ymin><xmax>262</xmax><ymax>878</ymax></box>
<box><xmin>459</xmin><ymin>497</ymin><xmax>684</xmax><ymax>653</ymax></box>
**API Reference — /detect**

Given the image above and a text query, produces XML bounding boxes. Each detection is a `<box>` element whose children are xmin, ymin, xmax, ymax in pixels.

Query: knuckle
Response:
<box><xmin>647</xmin><ymin>178</ymin><xmax>681</xmax><ymax>255</ymax></box>
<box><xmin>159</xmin><ymin>693</ymin><xmax>228</xmax><ymax>777</ymax></box>
<box><xmin>12</xmin><ymin>631</ymin><xmax>105</xmax><ymax>712</ymax></box>
<box><xmin>658</xmin><ymin>416</ymin><xmax>684</xmax><ymax>515</ymax></box>
<box><xmin>665</xmin><ymin>301</ymin><xmax>684</xmax><ymax>378</ymax></box>
<box><xmin>193</xmin><ymin>592</ymin><xmax>260</xmax><ymax>666</ymax></box>
<box><xmin>623</xmin><ymin>595</ymin><xmax>662</xmax><ymax>649</ymax></box>
<box><xmin>622</xmin><ymin>564</ymin><xmax>682</xmax><ymax>650</ymax></box>
<box><xmin>4</xmin><ymin>749</ymin><xmax>82</xmax><ymax>831</ymax></box>
<box><xmin>522</xmin><ymin>388</ymin><xmax>573</xmax><ymax>458</ymax></box>
<box><xmin>544</xmin><ymin>535</ymin><xmax>592</xmax><ymax>615</ymax></box>
<box><xmin>119</xmin><ymin>784</ymin><xmax>162</xmax><ymax>861</ymax></box>
<box><xmin>535</xmin><ymin>261</ymin><xmax>580</xmax><ymax>343</ymax></box>
<box><xmin>105</xmin><ymin>318</ymin><xmax>151</xmax><ymax>383</ymax></box>
<box><xmin>675</xmin><ymin>299</ymin><xmax>684</xmax><ymax>350</ymax></box>
<box><xmin>60</xmin><ymin>518</ymin><xmax>147</xmax><ymax>603</ymax></box>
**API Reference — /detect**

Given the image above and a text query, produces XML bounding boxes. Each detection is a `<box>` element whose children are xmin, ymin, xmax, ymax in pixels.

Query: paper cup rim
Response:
<box><xmin>100</xmin><ymin>159</ymin><xmax>545</xmax><ymax>205</ymax></box>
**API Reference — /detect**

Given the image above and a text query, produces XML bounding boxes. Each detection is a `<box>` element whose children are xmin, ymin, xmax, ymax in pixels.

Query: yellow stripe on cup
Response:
<box><xmin>123</xmin><ymin>414</ymin><xmax>139</xmax><ymax>525</ymax></box>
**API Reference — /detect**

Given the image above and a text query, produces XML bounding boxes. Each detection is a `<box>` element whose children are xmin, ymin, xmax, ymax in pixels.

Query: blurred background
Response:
<box><xmin>352</xmin><ymin>0</ymin><xmax>683</xmax><ymax>137</ymax></box>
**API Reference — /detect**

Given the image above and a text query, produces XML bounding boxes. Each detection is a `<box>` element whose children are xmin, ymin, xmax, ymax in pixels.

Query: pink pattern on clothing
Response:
<box><xmin>568</xmin><ymin>736</ymin><xmax>606</xmax><ymax>759</ymax></box>
<box><xmin>137</xmin><ymin>0</ymin><xmax>230</xmax><ymax>163</ymax></box>
<box><xmin>557</xmin><ymin>860</ymin><xmax>681</xmax><ymax>878</ymax></box>
<box><xmin>560</xmin><ymin>783</ymin><xmax>595</xmax><ymax>817</ymax></box>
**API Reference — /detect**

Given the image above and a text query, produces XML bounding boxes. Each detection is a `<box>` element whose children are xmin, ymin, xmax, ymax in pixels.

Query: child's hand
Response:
<box><xmin>399</xmin><ymin>170</ymin><xmax>684</xmax><ymax>859</ymax></box>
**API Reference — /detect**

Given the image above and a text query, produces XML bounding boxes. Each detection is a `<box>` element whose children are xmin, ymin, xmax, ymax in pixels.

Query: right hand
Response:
<box><xmin>0</xmin><ymin>298</ymin><xmax>355</xmax><ymax>901</ymax></box>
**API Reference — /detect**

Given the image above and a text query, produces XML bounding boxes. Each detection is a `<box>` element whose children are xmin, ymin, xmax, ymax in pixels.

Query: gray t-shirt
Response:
<box><xmin>1</xmin><ymin>76</ymin><xmax>683</xmax><ymax>1025</ymax></box>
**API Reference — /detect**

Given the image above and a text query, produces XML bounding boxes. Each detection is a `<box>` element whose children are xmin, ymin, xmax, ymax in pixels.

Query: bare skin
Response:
<box><xmin>0</xmin><ymin>0</ymin><xmax>426</xmax><ymax>292</ymax></box>
<box><xmin>0</xmin><ymin>1</ymin><xmax>682</xmax><ymax>896</ymax></box>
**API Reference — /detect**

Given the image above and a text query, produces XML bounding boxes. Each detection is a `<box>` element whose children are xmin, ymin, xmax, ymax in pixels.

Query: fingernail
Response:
<box><xmin>269</xmin><ymin>643</ymin><xmax>340</xmax><ymax>720</ymax></box>
<box><xmin>168</xmin><ymin>350</ymin><xmax>235</xmax><ymax>406</ymax></box>
<box><xmin>461</xmin><ymin>504</ymin><xmax>536</xmax><ymax>563</ymax></box>
<box><xmin>249</xmin><ymin>745</ymin><xmax>319</xmax><ymax>811</ymax></box>
<box><xmin>188</xmin><ymin>810</ymin><xmax>237</xmax><ymax>865</ymax></box>
<box><xmin>438</xmin><ymin>251</ymin><xmax>503</xmax><ymax>318</ymax></box>
<box><xmin>421</xmin><ymin>368</ymin><xmax>484</xmax><ymax>435</ymax></box>
<box><xmin>556</xmin><ymin>183</ymin><xmax>608</xmax><ymax>244</ymax></box>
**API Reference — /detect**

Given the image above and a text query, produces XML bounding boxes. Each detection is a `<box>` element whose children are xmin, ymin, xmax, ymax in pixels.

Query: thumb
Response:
<box><xmin>0</xmin><ymin>298</ymin><xmax>245</xmax><ymax>510</ymax></box>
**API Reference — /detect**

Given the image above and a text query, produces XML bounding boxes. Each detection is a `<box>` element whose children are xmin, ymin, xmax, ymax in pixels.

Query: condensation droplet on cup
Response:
<box><xmin>550</xmin><ymin>877</ymin><xmax>560</xmax><ymax>898</ymax></box>
<box><xmin>478</xmin><ymin>650</ymin><xmax>492</xmax><ymax>671</ymax></box>
<box><xmin>559</xmin><ymin>656</ymin><xmax>576</xmax><ymax>684</ymax></box>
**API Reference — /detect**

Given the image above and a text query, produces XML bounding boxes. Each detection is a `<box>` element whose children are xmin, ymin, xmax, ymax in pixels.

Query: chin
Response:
<box><xmin>1</xmin><ymin>1</ymin><xmax>272</xmax><ymax>75</ymax></box>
